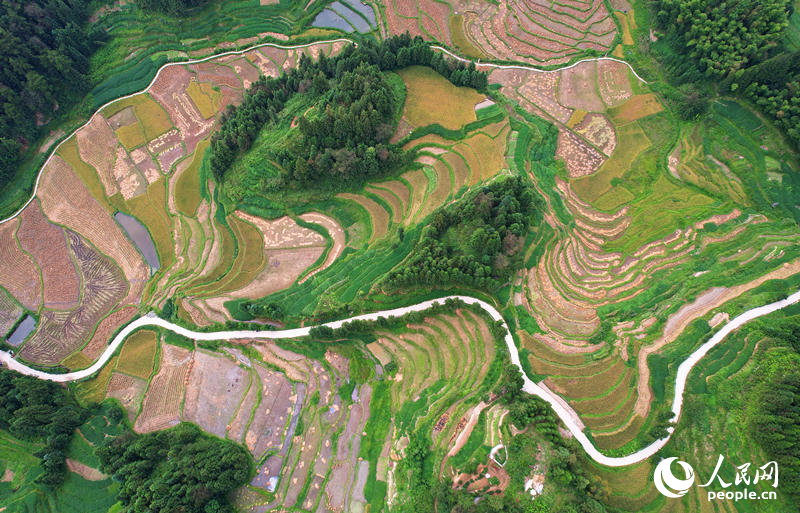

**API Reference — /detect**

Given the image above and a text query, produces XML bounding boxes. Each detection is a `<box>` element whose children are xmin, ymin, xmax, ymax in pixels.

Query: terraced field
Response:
<box><xmin>65</xmin><ymin>307</ymin><xmax>498</xmax><ymax>512</ymax></box>
<box><xmin>0</xmin><ymin>403</ymin><xmax>124</xmax><ymax>513</ymax></box>
<box><xmin>0</xmin><ymin>41</ymin><xmax>354</xmax><ymax>367</ymax></box>
<box><xmin>378</xmin><ymin>0</ymin><xmax>617</xmax><ymax>65</ymax></box>
<box><xmin>335</xmin><ymin>66</ymin><xmax>510</xmax><ymax>240</ymax></box>
<box><xmin>2</xmin><ymin>6</ymin><xmax>800</xmax><ymax>512</ymax></box>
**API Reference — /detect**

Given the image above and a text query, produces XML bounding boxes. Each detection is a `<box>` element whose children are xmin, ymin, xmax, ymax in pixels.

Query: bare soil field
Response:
<box><xmin>19</xmin><ymin>231</ymin><xmax>128</xmax><ymax>366</ymax></box>
<box><xmin>556</xmin><ymin>129</ymin><xmax>606</xmax><ymax>177</ymax></box>
<box><xmin>455</xmin><ymin>0</ymin><xmax>615</xmax><ymax>65</ymax></box>
<box><xmin>38</xmin><ymin>156</ymin><xmax>148</xmax><ymax>305</ymax></box>
<box><xmin>0</xmin><ymin>289</ymin><xmax>23</xmax><ymax>337</ymax></box>
<box><xmin>227</xmin><ymin>371</ymin><xmax>258</xmax><ymax>443</ymax></box>
<box><xmin>75</xmin><ymin>115</ymin><xmax>119</xmax><ymax>196</ymax></box>
<box><xmin>203</xmin><ymin>213</ymin><xmax>332</xmax><ymax>305</ymax></box>
<box><xmin>559</xmin><ymin>62</ymin><xmax>605</xmax><ymax>112</ymax></box>
<box><xmin>597</xmin><ymin>60</ymin><xmax>633</xmax><ymax>107</ymax></box>
<box><xmin>0</xmin><ymin>220</ymin><xmax>41</xmax><ymax>311</ymax></box>
<box><xmin>573</xmin><ymin>113</ymin><xmax>617</xmax><ymax>156</ymax></box>
<box><xmin>183</xmin><ymin>350</ymin><xmax>250</xmax><ymax>438</ymax></box>
<box><xmin>66</xmin><ymin>459</ymin><xmax>107</xmax><ymax>481</ymax></box>
<box><xmin>17</xmin><ymin>202</ymin><xmax>80</xmax><ymax>309</ymax></box>
<box><xmin>135</xmin><ymin>343</ymin><xmax>193</xmax><ymax>433</ymax></box>
<box><xmin>81</xmin><ymin>307</ymin><xmax>138</xmax><ymax>360</ymax></box>
<box><xmin>105</xmin><ymin>372</ymin><xmax>148</xmax><ymax>422</ymax></box>
<box><xmin>246</xmin><ymin>363</ymin><xmax>293</xmax><ymax>458</ymax></box>
<box><xmin>148</xmin><ymin>66</ymin><xmax>215</xmax><ymax>156</ymax></box>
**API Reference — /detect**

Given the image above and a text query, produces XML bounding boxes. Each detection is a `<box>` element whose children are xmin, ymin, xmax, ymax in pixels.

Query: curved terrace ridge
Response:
<box><xmin>0</xmin><ymin>37</ymin><xmax>648</xmax><ymax>227</ymax></box>
<box><xmin>4</xmin><ymin>291</ymin><xmax>800</xmax><ymax>467</ymax></box>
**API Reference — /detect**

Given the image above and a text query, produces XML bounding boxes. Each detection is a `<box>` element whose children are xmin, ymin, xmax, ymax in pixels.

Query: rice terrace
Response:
<box><xmin>2</xmin><ymin>1</ymin><xmax>800</xmax><ymax>513</ymax></box>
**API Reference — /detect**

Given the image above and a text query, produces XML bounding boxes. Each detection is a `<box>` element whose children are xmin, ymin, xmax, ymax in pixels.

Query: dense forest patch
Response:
<box><xmin>653</xmin><ymin>0</ymin><xmax>800</xmax><ymax>148</ymax></box>
<box><xmin>97</xmin><ymin>422</ymin><xmax>253</xmax><ymax>513</ymax></box>
<box><xmin>211</xmin><ymin>34</ymin><xmax>488</xmax><ymax>196</ymax></box>
<box><xmin>0</xmin><ymin>369</ymin><xmax>85</xmax><ymax>486</ymax></box>
<box><xmin>0</xmin><ymin>0</ymin><xmax>105</xmax><ymax>184</ymax></box>
<box><xmin>136</xmin><ymin>0</ymin><xmax>211</xmax><ymax>15</ymax></box>
<box><xmin>383</xmin><ymin>175</ymin><xmax>542</xmax><ymax>291</ymax></box>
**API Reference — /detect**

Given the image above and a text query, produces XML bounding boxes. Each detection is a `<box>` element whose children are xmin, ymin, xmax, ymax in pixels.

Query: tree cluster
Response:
<box><xmin>96</xmin><ymin>422</ymin><xmax>253</xmax><ymax>513</ymax></box>
<box><xmin>0</xmin><ymin>0</ymin><xmax>106</xmax><ymax>186</ymax></box>
<box><xmin>279</xmin><ymin>62</ymin><xmax>406</xmax><ymax>184</ymax></box>
<box><xmin>733</xmin><ymin>50</ymin><xmax>800</xmax><ymax>147</ymax></box>
<box><xmin>655</xmin><ymin>0</ymin><xmax>790</xmax><ymax>78</ymax></box>
<box><xmin>0</xmin><ymin>368</ymin><xmax>85</xmax><ymax>486</ymax></box>
<box><xmin>653</xmin><ymin>0</ymin><xmax>800</xmax><ymax>147</ymax></box>
<box><xmin>135</xmin><ymin>0</ymin><xmax>210</xmax><ymax>15</ymax></box>
<box><xmin>748</xmin><ymin>319</ymin><xmax>800</xmax><ymax>499</ymax></box>
<box><xmin>210</xmin><ymin>34</ymin><xmax>489</xmax><ymax>186</ymax></box>
<box><xmin>751</xmin><ymin>372</ymin><xmax>800</xmax><ymax>498</ymax></box>
<box><xmin>383</xmin><ymin>175</ymin><xmax>540</xmax><ymax>291</ymax></box>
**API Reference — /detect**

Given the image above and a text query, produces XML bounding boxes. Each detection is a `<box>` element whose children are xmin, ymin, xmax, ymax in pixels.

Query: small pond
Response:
<box><xmin>312</xmin><ymin>1</ymin><xmax>374</xmax><ymax>33</ymax></box>
<box><xmin>7</xmin><ymin>315</ymin><xmax>35</xmax><ymax>347</ymax></box>
<box><xmin>114</xmin><ymin>212</ymin><xmax>160</xmax><ymax>271</ymax></box>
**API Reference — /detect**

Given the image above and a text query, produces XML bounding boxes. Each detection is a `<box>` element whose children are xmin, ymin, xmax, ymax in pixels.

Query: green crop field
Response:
<box><xmin>1</xmin><ymin>3</ymin><xmax>800</xmax><ymax>513</ymax></box>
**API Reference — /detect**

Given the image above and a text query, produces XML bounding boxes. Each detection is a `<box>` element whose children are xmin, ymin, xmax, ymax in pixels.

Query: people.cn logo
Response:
<box><xmin>654</xmin><ymin>457</ymin><xmax>695</xmax><ymax>498</ymax></box>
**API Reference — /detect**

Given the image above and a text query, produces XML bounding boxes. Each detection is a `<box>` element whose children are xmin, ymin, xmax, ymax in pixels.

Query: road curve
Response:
<box><xmin>430</xmin><ymin>45</ymin><xmax>649</xmax><ymax>83</ymax></box>
<box><xmin>4</xmin><ymin>291</ymin><xmax>800</xmax><ymax>467</ymax></box>
<box><xmin>0</xmin><ymin>37</ymin><xmax>651</xmax><ymax>227</ymax></box>
<box><xmin>0</xmin><ymin>26</ymin><xmax>791</xmax><ymax>467</ymax></box>
<box><xmin>0</xmin><ymin>38</ymin><xmax>355</xmax><ymax>227</ymax></box>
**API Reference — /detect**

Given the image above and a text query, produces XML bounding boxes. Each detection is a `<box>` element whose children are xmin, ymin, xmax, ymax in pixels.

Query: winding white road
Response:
<box><xmin>4</xmin><ymin>292</ymin><xmax>800</xmax><ymax>467</ymax></box>
<box><xmin>0</xmin><ymin>34</ymin><xmax>795</xmax><ymax>467</ymax></box>
<box><xmin>431</xmin><ymin>45</ymin><xmax>649</xmax><ymax>83</ymax></box>
<box><xmin>0</xmin><ymin>37</ymin><xmax>650</xmax><ymax>227</ymax></box>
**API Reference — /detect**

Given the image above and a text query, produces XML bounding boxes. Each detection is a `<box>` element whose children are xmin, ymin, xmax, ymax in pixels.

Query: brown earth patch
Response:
<box><xmin>17</xmin><ymin>201</ymin><xmax>80</xmax><ymax>309</ymax></box>
<box><xmin>183</xmin><ymin>351</ymin><xmax>249</xmax><ymax>438</ymax></box>
<box><xmin>238</xmin><ymin>211</ymin><xmax>325</xmax><ymax>248</ymax></box>
<box><xmin>19</xmin><ymin>231</ymin><xmax>128</xmax><ymax>365</ymax></box>
<box><xmin>230</xmin><ymin>57</ymin><xmax>261</xmax><ymax>89</ymax></box>
<box><xmin>559</xmin><ymin>62</ymin><xmax>605</xmax><ymax>112</ymax></box>
<box><xmin>135</xmin><ymin>344</ymin><xmax>193</xmax><ymax>433</ymax></box>
<box><xmin>693</xmin><ymin>209</ymin><xmax>741</xmax><ymax>230</ymax></box>
<box><xmin>112</xmin><ymin>145</ymin><xmax>146</xmax><ymax>199</ymax></box>
<box><xmin>246</xmin><ymin>363</ymin><xmax>293</xmax><ymax>458</ymax></box>
<box><xmin>75</xmin><ymin>115</ymin><xmax>119</xmax><ymax>195</ymax></box>
<box><xmin>597</xmin><ymin>59</ymin><xmax>633</xmax><ymax>107</ymax></box>
<box><xmin>81</xmin><ymin>307</ymin><xmax>138</xmax><ymax>360</ymax></box>
<box><xmin>0</xmin><ymin>220</ymin><xmax>41</xmax><ymax>311</ymax></box>
<box><xmin>573</xmin><ymin>113</ymin><xmax>617</xmax><ymax>156</ymax></box>
<box><xmin>66</xmin><ymin>459</ymin><xmax>107</xmax><ymax>481</ymax></box>
<box><xmin>492</xmin><ymin>68</ymin><xmax>573</xmax><ymax>123</ymax></box>
<box><xmin>105</xmin><ymin>372</ymin><xmax>147</xmax><ymax>422</ymax></box>
<box><xmin>556</xmin><ymin>129</ymin><xmax>606</xmax><ymax>177</ymax></box>
<box><xmin>148</xmin><ymin>66</ymin><xmax>215</xmax><ymax>155</ymax></box>
<box><xmin>37</xmin><ymin>156</ymin><xmax>148</xmax><ymax>305</ymax></box>
<box><xmin>227</xmin><ymin>371</ymin><xmax>258</xmax><ymax>443</ymax></box>
<box><xmin>245</xmin><ymin>48</ymin><xmax>282</xmax><ymax>77</ymax></box>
